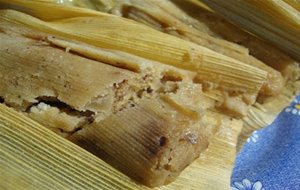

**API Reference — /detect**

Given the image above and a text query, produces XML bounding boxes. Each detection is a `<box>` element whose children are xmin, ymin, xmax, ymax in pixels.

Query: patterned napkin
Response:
<box><xmin>231</xmin><ymin>94</ymin><xmax>300</xmax><ymax>190</ymax></box>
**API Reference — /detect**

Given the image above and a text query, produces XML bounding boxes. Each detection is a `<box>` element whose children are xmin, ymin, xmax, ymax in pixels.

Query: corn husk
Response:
<box><xmin>201</xmin><ymin>0</ymin><xmax>300</xmax><ymax>62</ymax></box>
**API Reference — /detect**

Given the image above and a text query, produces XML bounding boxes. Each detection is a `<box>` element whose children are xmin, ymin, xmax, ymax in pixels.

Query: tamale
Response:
<box><xmin>65</xmin><ymin>0</ymin><xmax>284</xmax><ymax>97</ymax></box>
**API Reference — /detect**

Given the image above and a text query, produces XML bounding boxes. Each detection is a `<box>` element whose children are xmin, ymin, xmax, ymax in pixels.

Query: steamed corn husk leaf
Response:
<box><xmin>201</xmin><ymin>0</ymin><xmax>300</xmax><ymax>62</ymax></box>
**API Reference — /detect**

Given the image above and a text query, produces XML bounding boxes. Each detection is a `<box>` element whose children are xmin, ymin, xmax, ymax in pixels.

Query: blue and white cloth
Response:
<box><xmin>231</xmin><ymin>94</ymin><xmax>300</xmax><ymax>190</ymax></box>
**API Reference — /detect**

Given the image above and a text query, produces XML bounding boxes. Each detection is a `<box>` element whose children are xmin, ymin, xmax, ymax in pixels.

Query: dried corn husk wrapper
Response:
<box><xmin>0</xmin><ymin>0</ymin><xmax>299</xmax><ymax>190</ymax></box>
<box><xmin>201</xmin><ymin>0</ymin><xmax>300</xmax><ymax>62</ymax></box>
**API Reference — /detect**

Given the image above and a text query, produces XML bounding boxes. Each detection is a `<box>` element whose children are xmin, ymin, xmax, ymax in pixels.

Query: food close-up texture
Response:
<box><xmin>0</xmin><ymin>0</ymin><xmax>299</xmax><ymax>189</ymax></box>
